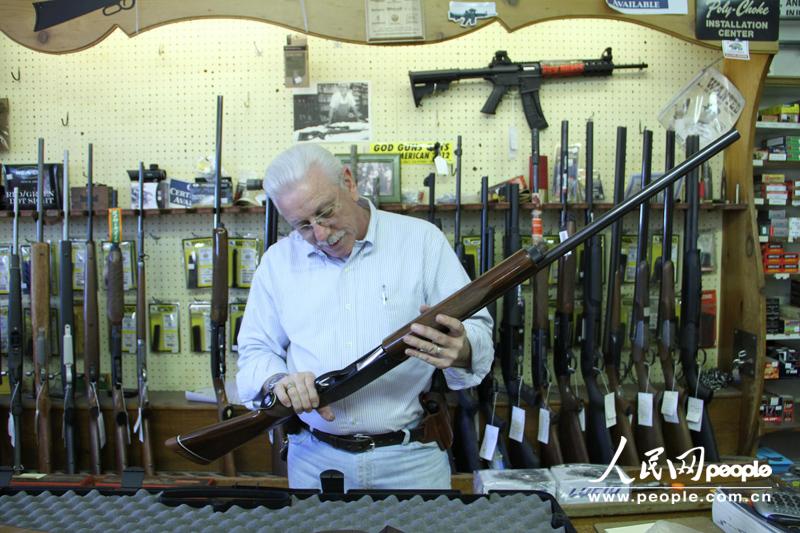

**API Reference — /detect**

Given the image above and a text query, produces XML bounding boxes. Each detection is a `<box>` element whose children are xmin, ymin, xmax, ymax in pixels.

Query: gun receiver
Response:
<box><xmin>31</xmin><ymin>138</ymin><xmax>52</xmax><ymax>473</ymax></box>
<box><xmin>165</xmin><ymin>129</ymin><xmax>739</xmax><ymax>465</ymax></box>
<box><xmin>409</xmin><ymin>48</ymin><xmax>647</xmax><ymax>130</ymax></box>
<box><xmin>7</xmin><ymin>188</ymin><xmax>25</xmax><ymax>472</ymax></box>
<box><xmin>33</xmin><ymin>0</ymin><xmax>135</xmax><ymax>32</ymax></box>
<box><xmin>680</xmin><ymin>136</ymin><xmax>720</xmax><ymax>461</ymax></box>
<box><xmin>59</xmin><ymin>149</ymin><xmax>77</xmax><ymax>474</ymax></box>
<box><xmin>656</xmin><ymin>131</ymin><xmax>694</xmax><ymax>457</ymax></box>
<box><xmin>579</xmin><ymin>120</ymin><xmax>615</xmax><ymax>464</ymax></box>
<box><xmin>602</xmin><ymin>127</ymin><xmax>639</xmax><ymax>466</ymax></box>
<box><xmin>136</xmin><ymin>162</ymin><xmax>156</xmax><ymax>476</ymax></box>
<box><xmin>84</xmin><ymin>143</ymin><xmax>103</xmax><ymax>475</ymax></box>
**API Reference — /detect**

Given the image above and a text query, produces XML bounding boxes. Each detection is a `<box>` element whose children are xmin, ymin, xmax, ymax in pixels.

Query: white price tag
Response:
<box><xmin>480</xmin><ymin>424</ymin><xmax>500</xmax><ymax>461</ymax></box>
<box><xmin>508</xmin><ymin>125</ymin><xmax>519</xmax><ymax>158</ymax></box>
<box><xmin>661</xmin><ymin>390</ymin><xmax>679</xmax><ymax>417</ymax></box>
<box><xmin>687</xmin><ymin>397</ymin><xmax>704</xmax><ymax>424</ymax></box>
<box><xmin>605</xmin><ymin>393</ymin><xmax>617</xmax><ymax>428</ymax></box>
<box><xmin>8</xmin><ymin>413</ymin><xmax>15</xmax><ymax>448</ymax></box>
<box><xmin>578</xmin><ymin>407</ymin><xmax>586</xmax><ymax>432</ymax></box>
<box><xmin>434</xmin><ymin>155</ymin><xmax>449</xmax><ymax>175</ymax></box>
<box><xmin>638</xmin><ymin>392</ymin><xmax>654</xmax><ymax>427</ymax></box>
<box><xmin>538</xmin><ymin>408</ymin><xmax>550</xmax><ymax>444</ymax></box>
<box><xmin>509</xmin><ymin>406</ymin><xmax>525</xmax><ymax>443</ymax></box>
<box><xmin>98</xmin><ymin>412</ymin><xmax>107</xmax><ymax>449</ymax></box>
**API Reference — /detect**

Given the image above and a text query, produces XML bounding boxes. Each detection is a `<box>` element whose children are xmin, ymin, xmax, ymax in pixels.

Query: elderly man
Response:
<box><xmin>236</xmin><ymin>144</ymin><xmax>493</xmax><ymax>490</ymax></box>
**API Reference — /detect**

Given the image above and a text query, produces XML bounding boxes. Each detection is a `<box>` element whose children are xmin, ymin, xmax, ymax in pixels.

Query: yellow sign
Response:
<box><xmin>369</xmin><ymin>142</ymin><xmax>454</xmax><ymax>165</ymax></box>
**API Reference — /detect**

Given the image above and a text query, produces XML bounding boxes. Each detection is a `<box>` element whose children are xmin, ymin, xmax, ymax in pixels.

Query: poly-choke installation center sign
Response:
<box><xmin>695</xmin><ymin>0</ymin><xmax>780</xmax><ymax>40</ymax></box>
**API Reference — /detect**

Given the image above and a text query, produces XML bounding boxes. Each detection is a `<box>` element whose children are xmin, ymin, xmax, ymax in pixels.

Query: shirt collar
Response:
<box><xmin>295</xmin><ymin>197</ymin><xmax>378</xmax><ymax>260</ymax></box>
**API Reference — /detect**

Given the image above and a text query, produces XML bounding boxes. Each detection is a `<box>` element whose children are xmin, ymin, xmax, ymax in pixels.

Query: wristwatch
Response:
<box><xmin>255</xmin><ymin>372</ymin><xmax>287</xmax><ymax>408</ymax></box>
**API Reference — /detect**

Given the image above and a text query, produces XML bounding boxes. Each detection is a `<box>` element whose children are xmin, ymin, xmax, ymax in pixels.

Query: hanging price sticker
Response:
<box><xmin>510</xmin><ymin>406</ymin><xmax>526</xmax><ymax>443</ymax></box>
<box><xmin>638</xmin><ymin>392</ymin><xmax>654</xmax><ymax>427</ymax></box>
<box><xmin>662</xmin><ymin>390</ymin><xmax>679</xmax><ymax>417</ymax></box>
<box><xmin>578</xmin><ymin>407</ymin><xmax>586</xmax><ymax>432</ymax></box>
<box><xmin>687</xmin><ymin>396</ymin><xmax>704</xmax><ymax>425</ymax></box>
<box><xmin>98</xmin><ymin>412</ymin><xmax>107</xmax><ymax>449</ymax></box>
<box><xmin>538</xmin><ymin>408</ymin><xmax>550</xmax><ymax>444</ymax></box>
<box><xmin>605</xmin><ymin>392</ymin><xmax>617</xmax><ymax>428</ymax></box>
<box><xmin>480</xmin><ymin>424</ymin><xmax>500</xmax><ymax>461</ymax></box>
<box><xmin>7</xmin><ymin>413</ymin><xmax>15</xmax><ymax>447</ymax></box>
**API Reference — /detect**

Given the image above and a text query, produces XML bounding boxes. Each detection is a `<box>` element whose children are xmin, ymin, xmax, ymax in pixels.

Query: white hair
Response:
<box><xmin>263</xmin><ymin>144</ymin><xmax>344</xmax><ymax>199</ymax></box>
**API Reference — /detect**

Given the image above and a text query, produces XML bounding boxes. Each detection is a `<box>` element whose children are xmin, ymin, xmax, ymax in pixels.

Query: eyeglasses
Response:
<box><xmin>292</xmin><ymin>193</ymin><xmax>340</xmax><ymax>235</ymax></box>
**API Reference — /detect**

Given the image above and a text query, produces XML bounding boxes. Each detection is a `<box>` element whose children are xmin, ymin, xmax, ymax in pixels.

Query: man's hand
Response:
<box><xmin>273</xmin><ymin>372</ymin><xmax>335</xmax><ymax>421</ymax></box>
<box><xmin>403</xmin><ymin>304</ymin><xmax>472</xmax><ymax>369</ymax></box>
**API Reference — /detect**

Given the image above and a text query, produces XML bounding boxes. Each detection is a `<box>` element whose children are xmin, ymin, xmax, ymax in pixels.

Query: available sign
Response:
<box><xmin>695</xmin><ymin>0</ymin><xmax>780</xmax><ymax>41</ymax></box>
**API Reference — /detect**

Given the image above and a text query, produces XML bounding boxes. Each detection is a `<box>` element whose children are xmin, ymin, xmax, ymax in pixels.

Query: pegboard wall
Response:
<box><xmin>0</xmin><ymin>17</ymin><xmax>727</xmax><ymax>393</ymax></box>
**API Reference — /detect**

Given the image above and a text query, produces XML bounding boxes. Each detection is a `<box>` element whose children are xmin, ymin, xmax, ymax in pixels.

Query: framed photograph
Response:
<box><xmin>336</xmin><ymin>154</ymin><xmax>401</xmax><ymax>204</ymax></box>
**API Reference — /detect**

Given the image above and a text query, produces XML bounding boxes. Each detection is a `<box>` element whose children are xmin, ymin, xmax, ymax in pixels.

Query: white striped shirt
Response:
<box><xmin>236</xmin><ymin>200</ymin><xmax>494</xmax><ymax>435</ymax></box>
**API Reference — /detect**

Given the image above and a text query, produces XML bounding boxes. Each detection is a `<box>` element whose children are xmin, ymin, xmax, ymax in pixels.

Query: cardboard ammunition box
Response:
<box><xmin>764</xmin><ymin>357</ymin><xmax>780</xmax><ymax>380</ymax></box>
<box><xmin>71</xmin><ymin>184</ymin><xmax>113</xmax><ymax>211</ymax></box>
<box><xmin>2</xmin><ymin>163</ymin><xmax>63</xmax><ymax>210</ymax></box>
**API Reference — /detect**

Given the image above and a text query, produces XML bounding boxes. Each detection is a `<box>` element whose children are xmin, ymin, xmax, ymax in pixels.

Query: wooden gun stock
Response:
<box><xmin>630</xmin><ymin>261</ymin><xmax>666</xmax><ymax>458</ymax></box>
<box><xmin>107</xmin><ymin>244</ymin><xmax>129</xmax><ymax>473</ymax></box>
<box><xmin>657</xmin><ymin>260</ymin><xmax>694</xmax><ymax>456</ymax></box>
<box><xmin>31</xmin><ymin>242</ymin><xmax>52</xmax><ymax>473</ymax></box>
<box><xmin>605</xmin><ymin>267</ymin><xmax>639</xmax><ymax>466</ymax></box>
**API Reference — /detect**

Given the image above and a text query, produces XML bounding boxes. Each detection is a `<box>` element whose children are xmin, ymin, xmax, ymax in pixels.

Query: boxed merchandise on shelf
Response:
<box><xmin>765</xmin><ymin>357</ymin><xmax>781</xmax><ymax>380</ymax></box>
<box><xmin>760</xmin><ymin>393</ymin><xmax>784</xmax><ymax>421</ymax></box>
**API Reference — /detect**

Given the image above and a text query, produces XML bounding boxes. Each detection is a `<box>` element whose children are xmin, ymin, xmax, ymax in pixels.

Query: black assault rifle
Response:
<box><xmin>409</xmin><ymin>48</ymin><xmax>647</xmax><ymax>130</ymax></box>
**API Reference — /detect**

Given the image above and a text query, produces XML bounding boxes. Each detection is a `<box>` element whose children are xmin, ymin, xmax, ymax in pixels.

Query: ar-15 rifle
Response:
<box><xmin>526</xmin><ymin>127</ymin><xmax>563</xmax><ymax>466</ymax></box>
<box><xmin>164</xmin><ymin>129</ymin><xmax>739</xmax><ymax>465</ymax></box>
<box><xmin>84</xmin><ymin>143</ymin><xmax>104</xmax><ymax>475</ymax></box>
<box><xmin>59</xmin><ymin>150</ymin><xmax>77</xmax><ymax>474</ymax></box>
<box><xmin>499</xmin><ymin>183</ymin><xmax>539</xmax><ymax>469</ymax></box>
<box><xmin>553</xmin><ymin>121</ymin><xmax>590</xmax><ymax>464</ymax></box>
<box><xmin>210</xmin><ymin>96</ymin><xmax>237</xmax><ymax>477</ymax></box>
<box><xmin>409</xmin><ymin>48</ymin><xmax>647</xmax><ymax>130</ymax></box>
<box><xmin>31</xmin><ymin>138</ymin><xmax>52</xmax><ymax>473</ymax></box>
<box><xmin>6</xmin><ymin>188</ymin><xmax>24</xmax><ymax>472</ymax></box>
<box><xmin>135</xmin><ymin>162</ymin><xmax>155</xmax><ymax>476</ymax></box>
<box><xmin>680</xmin><ymin>136</ymin><xmax>720</xmax><ymax>462</ymax></box>
<box><xmin>33</xmin><ymin>0</ymin><xmax>135</xmax><ymax>32</ymax></box>
<box><xmin>629</xmin><ymin>129</ymin><xmax>666</xmax><ymax>458</ymax></box>
<box><xmin>579</xmin><ymin>120</ymin><xmax>615</xmax><ymax>464</ymax></box>
<box><xmin>656</xmin><ymin>131</ymin><xmax>694</xmax><ymax>457</ymax></box>
<box><xmin>107</xmin><ymin>193</ymin><xmax>130</xmax><ymax>474</ymax></box>
<box><xmin>602</xmin><ymin>127</ymin><xmax>639</xmax><ymax>466</ymax></box>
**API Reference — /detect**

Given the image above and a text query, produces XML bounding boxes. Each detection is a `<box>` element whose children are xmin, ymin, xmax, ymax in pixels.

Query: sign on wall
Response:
<box><xmin>695</xmin><ymin>0</ymin><xmax>780</xmax><ymax>41</ymax></box>
<box><xmin>780</xmin><ymin>0</ymin><xmax>800</xmax><ymax>17</ymax></box>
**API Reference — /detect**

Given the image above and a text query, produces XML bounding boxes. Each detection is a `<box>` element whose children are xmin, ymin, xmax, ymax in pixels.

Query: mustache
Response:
<box><xmin>317</xmin><ymin>229</ymin><xmax>346</xmax><ymax>247</ymax></box>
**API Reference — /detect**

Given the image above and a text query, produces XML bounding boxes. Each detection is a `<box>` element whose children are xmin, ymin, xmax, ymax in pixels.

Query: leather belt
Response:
<box><xmin>310</xmin><ymin>427</ymin><xmax>426</xmax><ymax>453</ymax></box>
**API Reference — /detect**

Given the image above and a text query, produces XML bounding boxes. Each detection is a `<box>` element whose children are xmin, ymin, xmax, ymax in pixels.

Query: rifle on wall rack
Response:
<box><xmin>31</xmin><ymin>138</ymin><xmax>52</xmax><ymax>474</ymax></box>
<box><xmin>579</xmin><ymin>119</ymin><xmax>615</xmax><ymax>464</ymax></box>
<box><xmin>84</xmin><ymin>143</ymin><xmax>104</xmax><ymax>475</ymax></box>
<box><xmin>526</xmin><ymin>126</ymin><xmax>563</xmax><ymax>466</ymax></box>
<box><xmin>135</xmin><ymin>162</ymin><xmax>156</xmax><ymax>476</ymax></box>
<box><xmin>6</xmin><ymin>187</ymin><xmax>25</xmax><ymax>473</ymax></box>
<box><xmin>59</xmin><ymin>149</ymin><xmax>77</xmax><ymax>474</ymax></box>
<box><xmin>629</xmin><ymin>129</ymin><xmax>666</xmax><ymax>458</ymax></box>
<box><xmin>553</xmin><ymin>121</ymin><xmax>590</xmax><ymax>464</ymax></box>
<box><xmin>165</xmin><ymin>129</ymin><xmax>740</xmax><ymax>465</ymax></box>
<box><xmin>602</xmin><ymin>127</ymin><xmax>639</xmax><ymax>466</ymax></box>
<box><xmin>209</xmin><ymin>95</ymin><xmax>237</xmax><ymax>477</ymax></box>
<box><xmin>655</xmin><ymin>131</ymin><xmax>695</xmax><ymax>457</ymax></box>
<box><xmin>679</xmin><ymin>135</ymin><xmax>720</xmax><ymax>462</ymax></box>
<box><xmin>107</xmin><ymin>192</ymin><xmax>130</xmax><ymax>474</ymax></box>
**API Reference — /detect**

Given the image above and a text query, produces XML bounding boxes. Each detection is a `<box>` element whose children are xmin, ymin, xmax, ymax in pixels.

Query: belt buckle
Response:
<box><xmin>352</xmin><ymin>434</ymin><xmax>375</xmax><ymax>451</ymax></box>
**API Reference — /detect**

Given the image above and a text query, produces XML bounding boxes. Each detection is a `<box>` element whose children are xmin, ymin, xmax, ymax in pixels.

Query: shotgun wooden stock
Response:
<box><xmin>107</xmin><ymin>242</ymin><xmax>129</xmax><ymax>473</ymax></box>
<box><xmin>656</xmin><ymin>261</ymin><xmax>694</xmax><ymax>456</ymax></box>
<box><xmin>31</xmin><ymin>240</ymin><xmax>52</xmax><ymax>474</ymax></box>
<box><xmin>631</xmin><ymin>261</ymin><xmax>666</xmax><ymax>458</ymax></box>
<box><xmin>605</xmin><ymin>267</ymin><xmax>640</xmax><ymax>466</ymax></box>
<box><xmin>165</xmin><ymin>128</ymin><xmax>739</xmax><ymax>464</ymax></box>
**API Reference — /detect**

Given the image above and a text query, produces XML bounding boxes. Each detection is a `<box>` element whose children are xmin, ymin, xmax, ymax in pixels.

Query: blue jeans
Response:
<box><xmin>287</xmin><ymin>429</ymin><xmax>451</xmax><ymax>491</ymax></box>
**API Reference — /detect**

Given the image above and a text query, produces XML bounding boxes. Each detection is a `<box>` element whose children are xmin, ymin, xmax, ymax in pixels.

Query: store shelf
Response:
<box><xmin>756</xmin><ymin>121</ymin><xmax>800</xmax><ymax>130</ymax></box>
<box><xmin>752</xmin><ymin>160</ymin><xmax>800</xmax><ymax>169</ymax></box>
<box><xmin>765</xmin><ymin>77</ymin><xmax>800</xmax><ymax>88</ymax></box>
<box><xmin>761</xmin><ymin>420</ymin><xmax>800</xmax><ymax>434</ymax></box>
<box><xmin>766</xmin><ymin>334</ymin><xmax>800</xmax><ymax>341</ymax></box>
